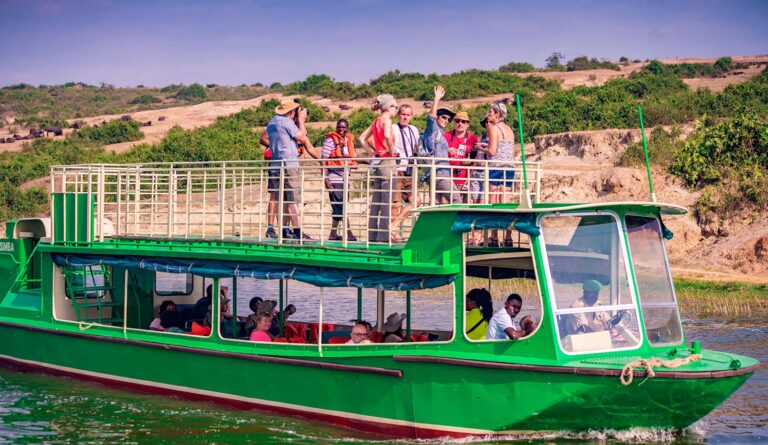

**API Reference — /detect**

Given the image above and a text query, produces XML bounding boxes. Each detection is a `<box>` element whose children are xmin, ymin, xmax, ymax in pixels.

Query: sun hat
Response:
<box><xmin>436</xmin><ymin>107</ymin><xmax>456</xmax><ymax>121</ymax></box>
<box><xmin>256</xmin><ymin>300</ymin><xmax>277</xmax><ymax>316</ymax></box>
<box><xmin>375</xmin><ymin>94</ymin><xmax>397</xmax><ymax>111</ymax></box>
<box><xmin>583</xmin><ymin>279</ymin><xmax>602</xmax><ymax>292</ymax></box>
<box><xmin>380</xmin><ymin>312</ymin><xmax>407</xmax><ymax>333</ymax></box>
<box><xmin>453</xmin><ymin>111</ymin><xmax>470</xmax><ymax>122</ymax></box>
<box><xmin>274</xmin><ymin>99</ymin><xmax>300</xmax><ymax>115</ymax></box>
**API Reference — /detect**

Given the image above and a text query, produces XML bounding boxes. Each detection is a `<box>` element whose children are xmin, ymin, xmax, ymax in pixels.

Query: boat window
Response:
<box><xmin>541</xmin><ymin>214</ymin><xmax>642</xmax><ymax>354</ymax></box>
<box><xmin>464</xmin><ymin>247</ymin><xmax>543</xmax><ymax>342</ymax></box>
<box><xmin>155</xmin><ymin>272</ymin><xmax>193</xmax><ymax>296</ymax></box>
<box><xmin>625</xmin><ymin>215</ymin><xmax>683</xmax><ymax>346</ymax></box>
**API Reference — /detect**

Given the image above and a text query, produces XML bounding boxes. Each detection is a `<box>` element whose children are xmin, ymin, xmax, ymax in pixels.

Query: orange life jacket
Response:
<box><xmin>324</xmin><ymin>132</ymin><xmax>357</xmax><ymax>167</ymax></box>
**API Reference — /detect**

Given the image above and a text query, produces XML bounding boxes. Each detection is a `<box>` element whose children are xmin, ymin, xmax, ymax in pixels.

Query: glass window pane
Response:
<box><xmin>542</xmin><ymin>214</ymin><xmax>641</xmax><ymax>353</ymax></box>
<box><xmin>155</xmin><ymin>272</ymin><xmax>193</xmax><ymax>295</ymax></box>
<box><xmin>625</xmin><ymin>215</ymin><xmax>683</xmax><ymax>345</ymax></box>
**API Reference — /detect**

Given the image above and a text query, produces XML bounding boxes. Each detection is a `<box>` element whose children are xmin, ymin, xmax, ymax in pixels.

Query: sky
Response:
<box><xmin>0</xmin><ymin>0</ymin><xmax>767</xmax><ymax>88</ymax></box>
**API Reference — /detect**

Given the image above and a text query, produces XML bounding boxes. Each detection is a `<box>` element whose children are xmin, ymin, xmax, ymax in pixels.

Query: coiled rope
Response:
<box><xmin>620</xmin><ymin>354</ymin><xmax>702</xmax><ymax>386</ymax></box>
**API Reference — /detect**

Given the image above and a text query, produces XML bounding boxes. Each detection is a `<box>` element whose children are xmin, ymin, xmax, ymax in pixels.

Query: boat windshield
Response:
<box><xmin>625</xmin><ymin>215</ymin><xmax>683</xmax><ymax>346</ymax></box>
<box><xmin>541</xmin><ymin>213</ymin><xmax>642</xmax><ymax>354</ymax></box>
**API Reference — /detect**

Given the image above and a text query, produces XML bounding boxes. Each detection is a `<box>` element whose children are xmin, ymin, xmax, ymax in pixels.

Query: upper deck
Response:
<box><xmin>49</xmin><ymin>157</ymin><xmax>542</xmax><ymax>249</ymax></box>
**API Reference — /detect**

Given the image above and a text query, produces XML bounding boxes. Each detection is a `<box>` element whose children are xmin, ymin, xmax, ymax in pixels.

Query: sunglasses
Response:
<box><xmin>438</xmin><ymin>115</ymin><xmax>452</xmax><ymax>121</ymax></box>
<box><xmin>454</xmin><ymin>119</ymin><xmax>469</xmax><ymax>124</ymax></box>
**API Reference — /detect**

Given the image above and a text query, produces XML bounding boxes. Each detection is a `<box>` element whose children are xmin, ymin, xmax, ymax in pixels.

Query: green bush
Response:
<box><xmin>175</xmin><ymin>83</ymin><xmax>207</xmax><ymax>101</ymax></box>
<box><xmin>69</xmin><ymin>120</ymin><xmax>144</xmax><ymax>146</ymax></box>
<box><xmin>566</xmin><ymin>56</ymin><xmax>620</xmax><ymax>71</ymax></box>
<box><xmin>619</xmin><ymin>126</ymin><xmax>683</xmax><ymax>167</ymax></box>
<box><xmin>129</xmin><ymin>94</ymin><xmax>162</xmax><ymax>105</ymax></box>
<box><xmin>498</xmin><ymin>62</ymin><xmax>536</xmax><ymax>73</ymax></box>
<box><xmin>0</xmin><ymin>182</ymin><xmax>48</xmax><ymax>222</ymax></box>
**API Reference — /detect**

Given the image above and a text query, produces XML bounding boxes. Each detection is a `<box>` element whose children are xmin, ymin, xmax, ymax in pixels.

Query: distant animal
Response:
<box><xmin>140</xmin><ymin>120</ymin><xmax>152</xmax><ymax>127</ymax></box>
<box><xmin>29</xmin><ymin>129</ymin><xmax>44</xmax><ymax>138</ymax></box>
<box><xmin>44</xmin><ymin>127</ymin><xmax>63</xmax><ymax>137</ymax></box>
<box><xmin>120</xmin><ymin>115</ymin><xmax>132</xmax><ymax>122</ymax></box>
<box><xmin>338</xmin><ymin>104</ymin><xmax>351</xmax><ymax>111</ymax></box>
<box><xmin>322</xmin><ymin>106</ymin><xmax>330</xmax><ymax>112</ymax></box>
<box><xmin>158</xmin><ymin>116</ymin><xmax>166</xmax><ymax>121</ymax></box>
<box><xmin>0</xmin><ymin>138</ymin><xmax>7</xmax><ymax>143</ymax></box>
<box><xmin>92</xmin><ymin>124</ymin><xmax>100</xmax><ymax>128</ymax></box>
<box><xmin>422</xmin><ymin>101</ymin><xmax>432</xmax><ymax>108</ymax></box>
<box><xmin>69</xmin><ymin>122</ymin><xmax>81</xmax><ymax>129</ymax></box>
<box><xmin>13</xmin><ymin>134</ymin><xmax>22</xmax><ymax>140</ymax></box>
<box><xmin>101</xmin><ymin>120</ymin><xmax>108</xmax><ymax>125</ymax></box>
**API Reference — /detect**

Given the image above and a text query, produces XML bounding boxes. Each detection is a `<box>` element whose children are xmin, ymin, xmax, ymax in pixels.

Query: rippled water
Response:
<box><xmin>0</xmin><ymin>314</ymin><xmax>764</xmax><ymax>444</ymax></box>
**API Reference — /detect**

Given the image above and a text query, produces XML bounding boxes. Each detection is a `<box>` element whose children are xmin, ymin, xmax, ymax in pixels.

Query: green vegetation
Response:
<box><xmin>619</xmin><ymin>126</ymin><xmax>683</xmax><ymax>168</ymax></box>
<box><xmin>129</xmin><ymin>94</ymin><xmax>162</xmax><ymax>105</ymax></box>
<box><xmin>641</xmin><ymin>57</ymin><xmax>741</xmax><ymax>79</ymax></box>
<box><xmin>565</xmin><ymin>56</ymin><xmax>620</xmax><ymax>71</ymax></box>
<box><xmin>498</xmin><ymin>62</ymin><xmax>536</xmax><ymax>73</ymax></box>
<box><xmin>69</xmin><ymin>120</ymin><xmax>144</xmax><ymax>146</ymax></box>
<box><xmin>283</xmin><ymin>71</ymin><xmax>560</xmax><ymax>101</ymax></box>
<box><xmin>175</xmin><ymin>83</ymin><xmax>207</xmax><ymax>101</ymax></box>
<box><xmin>675</xmin><ymin>278</ymin><xmax>768</xmax><ymax>318</ymax></box>
<box><xmin>671</xmin><ymin>114</ymin><xmax>768</xmax><ymax>216</ymax></box>
<box><xmin>1</xmin><ymin>83</ymin><xmax>266</xmax><ymax>124</ymax></box>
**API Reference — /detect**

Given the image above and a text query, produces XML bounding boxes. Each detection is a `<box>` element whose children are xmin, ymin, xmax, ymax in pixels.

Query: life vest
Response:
<box><xmin>324</xmin><ymin>131</ymin><xmax>357</xmax><ymax>167</ymax></box>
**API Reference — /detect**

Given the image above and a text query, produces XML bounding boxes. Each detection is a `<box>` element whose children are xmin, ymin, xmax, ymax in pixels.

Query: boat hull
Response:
<box><xmin>0</xmin><ymin>322</ymin><xmax>756</xmax><ymax>438</ymax></box>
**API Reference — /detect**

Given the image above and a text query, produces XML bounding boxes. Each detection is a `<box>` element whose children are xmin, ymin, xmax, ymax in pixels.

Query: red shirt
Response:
<box><xmin>372</xmin><ymin>117</ymin><xmax>392</xmax><ymax>157</ymax></box>
<box><xmin>445</xmin><ymin>130</ymin><xmax>477</xmax><ymax>186</ymax></box>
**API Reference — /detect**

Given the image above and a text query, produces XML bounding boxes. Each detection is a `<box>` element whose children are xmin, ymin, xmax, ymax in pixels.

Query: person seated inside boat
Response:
<box><xmin>346</xmin><ymin>320</ymin><xmax>373</xmax><ymax>345</ymax></box>
<box><xmin>465</xmin><ymin>288</ymin><xmax>493</xmax><ymax>340</ymax></box>
<box><xmin>192</xmin><ymin>284</ymin><xmax>231</xmax><ymax>321</ymax></box>
<box><xmin>249</xmin><ymin>301</ymin><xmax>277</xmax><ymax>343</ymax></box>
<box><xmin>243</xmin><ymin>296</ymin><xmax>263</xmax><ymax>336</ymax></box>
<box><xmin>379</xmin><ymin>313</ymin><xmax>407</xmax><ymax>343</ymax></box>
<box><xmin>564</xmin><ymin>279</ymin><xmax>610</xmax><ymax>336</ymax></box>
<box><xmin>149</xmin><ymin>300</ymin><xmax>176</xmax><ymax>331</ymax></box>
<box><xmin>486</xmin><ymin>294</ymin><xmax>535</xmax><ymax>340</ymax></box>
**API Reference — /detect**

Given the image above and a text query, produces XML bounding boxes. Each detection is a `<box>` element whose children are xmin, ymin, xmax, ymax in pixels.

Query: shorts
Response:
<box><xmin>489</xmin><ymin>169</ymin><xmax>515</xmax><ymax>188</ymax></box>
<box><xmin>281</xmin><ymin>168</ymin><xmax>302</xmax><ymax>203</ymax></box>
<box><xmin>393</xmin><ymin>173</ymin><xmax>414</xmax><ymax>203</ymax></box>
<box><xmin>328</xmin><ymin>183</ymin><xmax>344</xmax><ymax>222</ymax></box>
<box><xmin>267</xmin><ymin>169</ymin><xmax>280</xmax><ymax>194</ymax></box>
<box><xmin>435</xmin><ymin>176</ymin><xmax>461</xmax><ymax>204</ymax></box>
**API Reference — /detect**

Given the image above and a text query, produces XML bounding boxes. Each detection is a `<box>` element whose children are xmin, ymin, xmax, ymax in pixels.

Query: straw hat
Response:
<box><xmin>453</xmin><ymin>111</ymin><xmax>470</xmax><ymax>122</ymax></box>
<box><xmin>274</xmin><ymin>99</ymin><xmax>300</xmax><ymax>115</ymax></box>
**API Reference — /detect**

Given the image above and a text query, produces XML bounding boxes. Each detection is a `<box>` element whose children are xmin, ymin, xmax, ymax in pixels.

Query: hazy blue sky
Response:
<box><xmin>1</xmin><ymin>0</ymin><xmax>766</xmax><ymax>87</ymax></box>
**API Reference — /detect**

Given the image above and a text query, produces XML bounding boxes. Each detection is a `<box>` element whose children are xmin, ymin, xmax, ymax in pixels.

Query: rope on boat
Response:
<box><xmin>78</xmin><ymin>322</ymin><xmax>96</xmax><ymax>331</ymax></box>
<box><xmin>619</xmin><ymin>354</ymin><xmax>702</xmax><ymax>386</ymax></box>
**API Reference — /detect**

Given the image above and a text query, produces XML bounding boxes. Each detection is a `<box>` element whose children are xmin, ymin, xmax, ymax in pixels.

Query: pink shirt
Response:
<box><xmin>250</xmin><ymin>330</ymin><xmax>272</xmax><ymax>342</ymax></box>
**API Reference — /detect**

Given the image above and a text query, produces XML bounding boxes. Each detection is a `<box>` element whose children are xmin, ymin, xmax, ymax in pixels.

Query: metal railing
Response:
<box><xmin>49</xmin><ymin>157</ymin><xmax>541</xmax><ymax>248</ymax></box>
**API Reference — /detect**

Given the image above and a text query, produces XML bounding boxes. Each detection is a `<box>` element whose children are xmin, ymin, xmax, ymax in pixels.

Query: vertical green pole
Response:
<box><xmin>212</xmin><ymin>278</ymin><xmax>219</xmax><ymax>337</ymax></box>
<box><xmin>638</xmin><ymin>106</ymin><xmax>656</xmax><ymax>202</ymax></box>
<box><xmin>405</xmin><ymin>290</ymin><xmax>411</xmax><ymax>342</ymax></box>
<box><xmin>356</xmin><ymin>288</ymin><xmax>362</xmax><ymax>321</ymax></box>
<box><xmin>278</xmin><ymin>279</ymin><xmax>284</xmax><ymax>337</ymax></box>
<box><xmin>230</xmin><ymin>278</ymin><xmax>237</xmax><ymax>337</ymax></box>
<box><xmin>515</xmin><ymin>94</ymin><xmax>528</xmax><ymax>190</ymax></box>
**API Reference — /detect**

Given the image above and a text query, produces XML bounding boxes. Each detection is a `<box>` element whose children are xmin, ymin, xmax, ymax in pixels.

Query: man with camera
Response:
<box><xmin>267</xmin><ymin>99</ymin><xmax>319</xmax><ymax>240</ymax></box>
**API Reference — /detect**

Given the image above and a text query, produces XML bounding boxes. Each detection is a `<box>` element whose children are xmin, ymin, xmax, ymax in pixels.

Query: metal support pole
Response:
<box><xmin>376</xmin><ymin>289</ymin><xmax>385</xmax><ymax>332</ymax></box>
<box><xmin>278</xmin><ymin>278</ymin><xmax>284</xmax><ymax>337</ymax></box>
<box><xmin>405</xmin><ymin>290</ymin><xmax>411</xmax><ymax>342</ymax></box>
<box><xmin>231</xmin><ymin>277</ymin><xmax>238</xmax><ymax>338</ymax></box>
<box><xmin>356</xmin><ymin>287</ymin><xmax>363</xmax><ymax>321</ymax></box>
<box><xmin>638</xmin><ymin>106</ymin><xmax>657</xmax><ymax>202</ymax></box>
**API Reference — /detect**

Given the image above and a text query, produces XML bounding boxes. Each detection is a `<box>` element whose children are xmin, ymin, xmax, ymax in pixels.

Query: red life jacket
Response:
<box><xmin>324</xmin><ymin>132</ymin><xmax>357</xmax><ymax>167</ymax></box>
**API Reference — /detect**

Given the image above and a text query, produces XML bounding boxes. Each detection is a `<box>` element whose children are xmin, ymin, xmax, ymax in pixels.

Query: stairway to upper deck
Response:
<box><xmin>48</xmin><ymin>158</ymin><xmax>541</xmax><ymax>249</ymax></box>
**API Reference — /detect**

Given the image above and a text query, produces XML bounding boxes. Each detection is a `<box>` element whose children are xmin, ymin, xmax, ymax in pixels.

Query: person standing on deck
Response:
<box><xmin>420</xmin><ymin>86</ymin><xmax>462</xmax><ymax>205</ymax></box>
<box><xmin>391</xmin><ymin>104</ymin><xmax>420</xmax><ymax>234</ymax></box>
<box><xmin>359</xmin><ymin>94</ymin><xmax>398</xmax><ymax>243</ymax></box>
<box><xmin>445</xmin><ymin>111</ymin><xmax>477</xmax><ymax>203</ymax></box>
<box><xmin>267</xmin><ymin>99</ymin><xmax>319</xmax><ymax>240</ymax></box>
<box><xmin>322</xmin><ymin>119</ymin><xmax>359</xmax><ymax>242</ymax></box>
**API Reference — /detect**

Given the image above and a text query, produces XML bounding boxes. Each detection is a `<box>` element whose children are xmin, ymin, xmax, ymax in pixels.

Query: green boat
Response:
<box><xmin>0</xmin><ymin>158</ymin><xmax>758</xmax><ymax>438</ymax></box>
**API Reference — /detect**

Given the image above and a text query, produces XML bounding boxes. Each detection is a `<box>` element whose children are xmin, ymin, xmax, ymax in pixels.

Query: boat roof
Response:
<box><xmin>417</xmin><ymin>201</ymin><xmax>687</xmax><ymax>216</ymax></box>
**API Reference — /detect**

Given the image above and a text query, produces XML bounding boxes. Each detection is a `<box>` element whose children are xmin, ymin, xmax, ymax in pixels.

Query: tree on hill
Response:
<box><xmin>546</xmin><ymin>52</ymin><xmax>565</xmax><ymax>70</ymax></box>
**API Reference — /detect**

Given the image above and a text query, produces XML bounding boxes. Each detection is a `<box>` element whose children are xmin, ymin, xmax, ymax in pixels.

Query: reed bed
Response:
<box><xmin>675</xmin><ymin>278</ymin><xmax>768</xmax><ymax>319</ymax></box>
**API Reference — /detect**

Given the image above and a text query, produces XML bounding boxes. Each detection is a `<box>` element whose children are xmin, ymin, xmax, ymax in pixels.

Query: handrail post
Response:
<box><xmin>219</xmin><ymin>163</ymin><xmax>226</xmax><ymax>239</ymax></box>
<box><xmin>277</xmin><ymin>162</ymin><xmax>285</xmax><ymax>243</ymax></box>
<box><xmin>342</xmin><ymin>165</ymin><xmax>349</xmax><ymax>248</ymax></box>
<box><xmin>515</xmin><ymin>94</ymin><xmax>532</xmax><ymax>209</ymax></box>
<box><xmin>97</xmin><ymin>166</ymin><xmax>105</xmax><ymax>242</ymax></box>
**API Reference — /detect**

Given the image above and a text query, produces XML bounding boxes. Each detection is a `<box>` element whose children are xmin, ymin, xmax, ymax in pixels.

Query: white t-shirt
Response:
<box><xmin>393</xmin><ymin>124</ymin><xmax>420</xmax><ymax>172</ymax></box>
<box><xmin>486</xmin><ymin>308</ymin><xmax>521</xmax><ymax>340</ymax></box>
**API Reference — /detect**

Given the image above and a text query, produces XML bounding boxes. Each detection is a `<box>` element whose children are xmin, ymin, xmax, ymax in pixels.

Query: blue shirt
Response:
<box><xmin>419</xmin><ymin>115</ymin><xmax>450</xmax><ymax>176</ymax></box>
<box><xmin>267</xmin><ymin>115</ymin><xmax>301</xmax><ymax>168</ymax></box>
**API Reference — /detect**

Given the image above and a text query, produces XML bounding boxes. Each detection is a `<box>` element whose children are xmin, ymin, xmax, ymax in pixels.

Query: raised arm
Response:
<box><xmin>429</xmin><ymin>85</ymin><xmax>445</xmax><ymax>117</ymax></box>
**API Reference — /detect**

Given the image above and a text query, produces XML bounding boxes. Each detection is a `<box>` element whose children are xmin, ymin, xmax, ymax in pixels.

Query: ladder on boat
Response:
<box><xmin>63</xmin><ymin>265</ymin><xmax>123</xmax><ymax>325</ymax></box>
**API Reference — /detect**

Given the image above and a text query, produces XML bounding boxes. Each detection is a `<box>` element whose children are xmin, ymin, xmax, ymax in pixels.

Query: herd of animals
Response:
<box><xmin>0</xmin><ymin>115</ymin><xmax>165</xmax><ymax>144</ymax></box>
